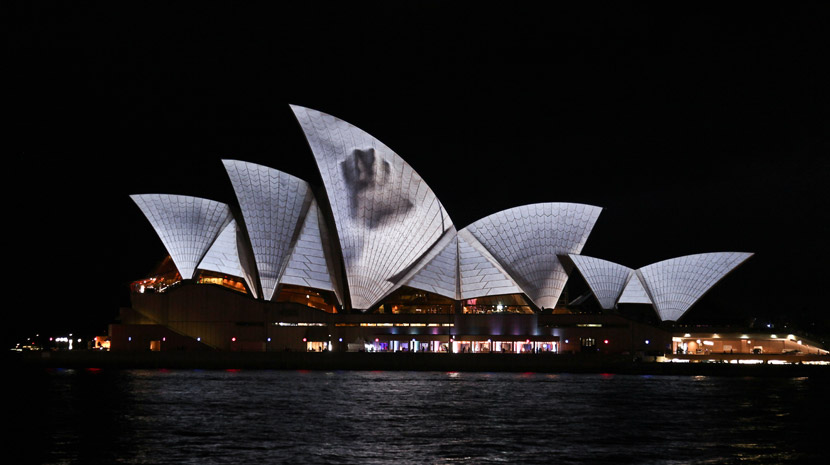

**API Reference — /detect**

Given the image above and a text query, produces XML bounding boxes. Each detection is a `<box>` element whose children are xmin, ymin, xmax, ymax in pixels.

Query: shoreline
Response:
<box><xmin>8</xmin><ymin>351</ymin><xmax>830</xmax><ymax>378</ymax></box>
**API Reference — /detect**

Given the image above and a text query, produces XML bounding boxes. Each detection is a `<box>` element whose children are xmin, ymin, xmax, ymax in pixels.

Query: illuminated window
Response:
<box><xmin>275</xmin><ymin>284</ymin><xmax>339</xmax><ymax>313</ymax></box>
<box><xmin>376</xmin><ymin>287</ymin><xmax>455</xmax><ymax>314</ymax></box>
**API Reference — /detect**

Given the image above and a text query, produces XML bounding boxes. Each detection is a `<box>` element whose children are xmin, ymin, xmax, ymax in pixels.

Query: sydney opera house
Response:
<box><xmin>113</xmin><ymin>105</ymin><xmax>825</xmax><ymax>359</ymax></box>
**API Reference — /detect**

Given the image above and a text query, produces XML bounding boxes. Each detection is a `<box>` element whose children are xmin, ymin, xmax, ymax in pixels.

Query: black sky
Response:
<box><xmin>10</xmin><ymin>2</ymin><xmax>830</xmax><ymax>345</ymax></box>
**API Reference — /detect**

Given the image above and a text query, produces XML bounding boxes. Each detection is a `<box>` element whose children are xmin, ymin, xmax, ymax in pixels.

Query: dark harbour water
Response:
<box><xmin>10</xmin><ymin>369</ymin><xmax>828</xmax><ymax>464</ymax></box>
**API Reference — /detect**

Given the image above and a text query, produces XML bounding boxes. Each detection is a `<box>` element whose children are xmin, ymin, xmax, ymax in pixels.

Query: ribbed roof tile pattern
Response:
<box><xmin>130</xmin><ymin>194</ymin><xmax>233</xmax><ymax>280</ymax></box>
<box><xmin>637</xmin><ymin>252</ymin><xmax>753</xmax><ymax>321</ymax></box>
<box><xmin>569</xmin><ymin>255</ymin><xmax>633</xmax><ymax>309</ymax></box>
<box><xmin>457</xmin><ymin>229</ymin><xmax>523</xmax><ymax>299</ymax></box>
<box><xmin>197</xmin><ymin>219</ymin><xmax>258</xmax><ymax>298</ymax></box>
<box><xmin>464</xmin><ymin>203</ymin><xmax>602</xmax><ymax>309</ymax></box>
<box><xmin>223</xmin><ymin>160</ymin><xmax>313</xmax><ymax>301</ymax></box>
<box><xmin>291</xmin><ymin>105</ymin><xmax>453</xmax><ymax>309</ymax></box>
<box><xmin>402</xmin><ymin>230</ymin><xmax>459</xmax><ymax>300</ymax></box>
<box><xmin>281</xmin><ymin>199</ymin><xmax>337</xmax><ymax>294</ymax></box>
<box><xmin>617</xmin><ymin>272</ymin><xmax>652</xmax><ymax>305</ymax></box>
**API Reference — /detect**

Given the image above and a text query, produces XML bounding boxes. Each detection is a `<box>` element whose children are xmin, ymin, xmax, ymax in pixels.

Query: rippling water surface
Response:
<box><xmin>11</xmin><ymin>368</ymin><xmax>827</xmax><ymax>464</ymax></box>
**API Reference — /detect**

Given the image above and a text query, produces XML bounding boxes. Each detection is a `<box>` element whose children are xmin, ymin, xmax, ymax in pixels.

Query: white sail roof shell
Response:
<box><xmin>457</xmin><ymin>229</ymin><xmax>524</xmax><ymax>299</ymax></box>
<box><xmin>291</xmin><ymin>105</ymin><xmax>453</xmax><ymax>309</ymax></box>
<box><xmin>463</xmin><ymin>203</ymin><xmax>602</xmax><ymax>309</ymax></box>
<box><xmin>637</xmin><ymin>252</ymin><xmax>754</xmax><ymax>321</ymax></box>
<box><xmin>196</xmin><ymin>219</ymin><xmax>259</xmax><ymax>298</ymax></box>
<box><xmin>399</xmin><ymin>229</ymin><xmax>460</xmax><ymax>300</ymax></box>
<box><xmin>568</xmin><ymin>254</ymin><xmax>633</xmax><ymax>309</ymax></box>
<box><xmin>280</xmin><ymin>198</ymin><xmax>338</xmax><ymax>296</ymax></box>
<box><xmin>617</xmin><ymin>272</ymin><xmax>652</xmax><ymax>305</ymax></box>
<box><xmin>223</xmin><ymin>159</ymin><xmax>314</xmax><ymax>301</ymax></box>
<box><xmin>130</xmin><ymin>194</ymin><xmax>233</xmax><ymax>280</ymax></box>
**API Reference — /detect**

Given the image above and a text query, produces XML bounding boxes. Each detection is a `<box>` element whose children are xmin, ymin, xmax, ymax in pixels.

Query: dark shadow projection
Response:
<box><xmin>341</xmin><ymin>147</ymin><xmax>413</xmax><ymax>228</ymax></box>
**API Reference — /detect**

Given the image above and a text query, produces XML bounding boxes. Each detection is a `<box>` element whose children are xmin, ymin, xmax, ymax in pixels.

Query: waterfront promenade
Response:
<box><xmin>9</xmin><ymin>350</ymin><xmax>830</xmax><ymax>377</ymax></box>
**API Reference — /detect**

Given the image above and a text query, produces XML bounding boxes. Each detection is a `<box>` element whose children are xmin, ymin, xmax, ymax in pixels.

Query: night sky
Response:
<box><xmin>10</xmin><ymin>2</ymin><xmax>829</xmax><ymax>346</ymax></box>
